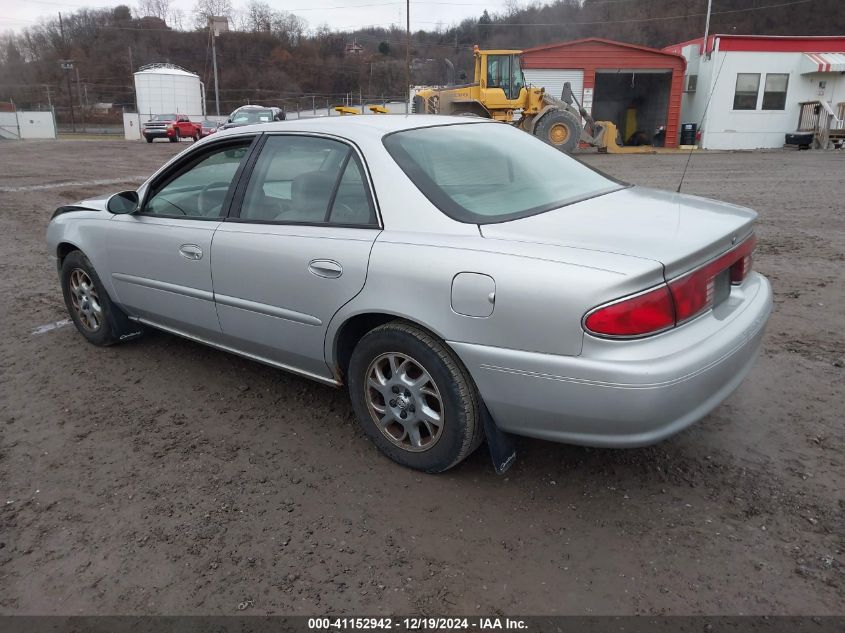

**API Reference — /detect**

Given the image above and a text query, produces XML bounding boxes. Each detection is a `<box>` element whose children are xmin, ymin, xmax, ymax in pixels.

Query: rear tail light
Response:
<box><xmin>584</xmin><ymin>286</ymin><xmax>675</xmax><ymax>337</ymax></box>
<box><xmin>584</xmin><ymin>234</ymin><xmax>756</xmax><ymax>338</ymax></box>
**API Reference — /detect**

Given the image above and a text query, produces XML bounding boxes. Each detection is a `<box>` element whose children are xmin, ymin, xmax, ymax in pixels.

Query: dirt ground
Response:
<box><xmin>0</xmin><ymin>139</ymin><xmax>842</xmax><ymax>616</ymax></box>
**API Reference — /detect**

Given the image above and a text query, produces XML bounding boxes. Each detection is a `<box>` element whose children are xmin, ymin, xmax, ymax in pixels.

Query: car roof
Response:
<box><xmin>212</xmin><ymin>114</ymin><xmax>492</xmax><ymax>142</ymax></box>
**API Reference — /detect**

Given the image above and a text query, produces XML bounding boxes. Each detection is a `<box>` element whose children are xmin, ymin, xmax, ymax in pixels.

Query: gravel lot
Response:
<box><xmin>0</xmin><ymin>139</ymin><xmax>842</xmax><ymax>616</ymax></box>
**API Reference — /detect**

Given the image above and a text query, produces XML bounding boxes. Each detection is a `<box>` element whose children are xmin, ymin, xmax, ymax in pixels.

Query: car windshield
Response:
<box><xmin>383</xmin><ymin>122</ymin><xmax>623</xmax><ymax>224</ymax></box>
<box><xmin>154</xmin><ymin>114</ymin><xmax>176</xmax><ymax>121</ymax></box>
<box><xmin>231</xmin><ymin>109</ymin><xmax>274</xmax><ymax>123</ymax></box>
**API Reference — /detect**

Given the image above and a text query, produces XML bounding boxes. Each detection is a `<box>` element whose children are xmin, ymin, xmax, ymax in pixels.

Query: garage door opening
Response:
<box><xmin>592</xmin><ymin>69</ymin><xmax>672</xmax><ymax>147</ymax></box>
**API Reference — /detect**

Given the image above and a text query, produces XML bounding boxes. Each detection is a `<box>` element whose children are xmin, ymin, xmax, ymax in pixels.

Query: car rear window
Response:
<box><xmin>233</xmin><ymin>110</ymin><xmax>273</xmax><ymax>123</ymax></box>
<box><xmin>382</xmin><ymin>122</ymin><xmax>623</xmax><ymax>224</ymax></box>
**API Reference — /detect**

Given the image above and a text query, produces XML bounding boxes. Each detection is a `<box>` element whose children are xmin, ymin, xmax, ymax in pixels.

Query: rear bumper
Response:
<box><xmin>450</xmin><ymin>272</ymin><xmax>773</xmax><ymax>447</ymax></box>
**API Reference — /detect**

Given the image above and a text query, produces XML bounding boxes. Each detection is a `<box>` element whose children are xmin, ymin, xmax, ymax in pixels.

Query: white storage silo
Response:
<box><xmin>134</xmin><ymin>64</ymin><xmax>205</xmax><ymax>119</ymax></box>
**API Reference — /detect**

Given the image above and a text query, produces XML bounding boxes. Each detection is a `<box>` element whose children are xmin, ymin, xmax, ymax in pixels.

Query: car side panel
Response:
<box><xmin>325</xmin><ymin>232</ymin><xmax>665</xmax><ymax>370</ymax></box>
<box><xmin>105</xmin><ymin>215</ymin><xmax>223</xmax><ymax>339</ymax></box>
<box><xmin>46</xmin><ymin>212</ymin><xmax>119</xmax><ymax>299</ymax></box>
<box><xmin>211</xmin><ymin>224</ymin><xmax>379</xmax><ymax>381</ymax></box>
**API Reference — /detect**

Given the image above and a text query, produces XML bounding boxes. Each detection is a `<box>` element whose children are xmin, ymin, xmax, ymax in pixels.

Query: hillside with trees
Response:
<box><xmin>0</xmin><ymin>0</ymin><xmax>842</xmax><ymax>118</ymax></box>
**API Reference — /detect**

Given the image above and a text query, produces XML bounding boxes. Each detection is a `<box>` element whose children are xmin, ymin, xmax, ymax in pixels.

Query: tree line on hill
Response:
<box><xmin>0</xmin><ymin>0</ymin><xmax>841</xmax><ymax>116</ymax></box>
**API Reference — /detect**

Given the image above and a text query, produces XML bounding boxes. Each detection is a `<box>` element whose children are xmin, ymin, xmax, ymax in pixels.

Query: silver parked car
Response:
<box><xmin>46</xmin><ymin>116</ymin><xmax>772</xmax><ymax>472</ymax></box>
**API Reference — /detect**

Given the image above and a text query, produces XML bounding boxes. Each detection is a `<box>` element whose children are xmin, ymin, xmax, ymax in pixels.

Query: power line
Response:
<box><xmin>472</xmin><ymin>0</ymin><xmax>815</xmax><ymax>27</ymax></box>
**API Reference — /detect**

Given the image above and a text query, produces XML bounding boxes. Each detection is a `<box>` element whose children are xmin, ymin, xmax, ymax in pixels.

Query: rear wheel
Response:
<box><xmin>348</xmin><ymin>321</ymin><xmax>483</xmax><ymax>473</ymax></box>
<box><xmin>535</xmin><ymin>108</ymin><xmax>581</xmax><ymax>153</ymax></box>
<box><xmin>60</xmin><ymin>251</ymin><xmax>143</xmax><ymax>346</ymax></box>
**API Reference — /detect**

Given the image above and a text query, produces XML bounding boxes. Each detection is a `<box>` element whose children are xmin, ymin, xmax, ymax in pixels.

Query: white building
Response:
<box><xmin>663</xmin><ymin>35</ymin><xmax>845</xmax><ymax>149</ymax></box>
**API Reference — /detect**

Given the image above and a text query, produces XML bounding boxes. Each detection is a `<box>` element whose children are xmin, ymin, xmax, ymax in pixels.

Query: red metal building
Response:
<box><xmin>521</xmin><ymin>38</ymin><xmax>686</xmax><ymax>147</ymax></box>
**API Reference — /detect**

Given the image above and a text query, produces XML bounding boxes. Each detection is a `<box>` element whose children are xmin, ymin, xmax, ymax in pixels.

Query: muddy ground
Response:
<box><xmin>0</xmin><ymin>139</ymin><xmax>842</xmax><ymax>616</ymax></box>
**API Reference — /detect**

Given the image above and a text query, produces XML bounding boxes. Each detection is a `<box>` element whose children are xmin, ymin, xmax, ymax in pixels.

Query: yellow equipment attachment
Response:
<box><xmin>589</xmin><ymin>121</ymin><xmax>658</xmax><ymax>154</ymax></box>
<box><xmin>334</xmin><ymin>106</ymin><xmax>360</xmax><ymax>115</ymax></box>
<box><xmin>333</xmin><ymin>105</ymin><xmax>389</xmax><ymax>116</ymax></box>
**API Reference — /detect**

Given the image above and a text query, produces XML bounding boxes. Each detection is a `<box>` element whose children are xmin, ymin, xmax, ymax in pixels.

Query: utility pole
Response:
<box><xmin>58</xmin><ymin>13</ymin><xmax>76</xmax><ymax>132</ymax></box>
<box><xmin>128</xmin><ymin>46</ymin><xmax>138</xmax><ymax>113</ymax></box>
<box><xmin>703</xmin><ymin>0</ymin><xmax>713</xmax><ymax>57</ymax></box>
<box><xmin>75</xmin><ymin>65</ymin><xmax>85</xmax><ymax>131</ymax></box>
<box><xmin>44</xmin><ymin>85</ymin><xmax>52</xmax><ymax>108</ymax></box>
<box><xmin>211</xmin><ymin>36</ymin><xmax>220</xmax><ymax>116</ymax></box>
<box><xmin>208</xmin><ymin>18</ymin><xmax>224</xmax><ymax>116</ymax></box>
<box><xmin>405</xmin><ymin>0</ymin><xmax>410</xmax><ymax>114</ymax></box>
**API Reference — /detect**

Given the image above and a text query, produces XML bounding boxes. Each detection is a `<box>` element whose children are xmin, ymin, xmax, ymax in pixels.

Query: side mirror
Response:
<box><xmin>107</xmin><ymin>190</ymin><xmax>139</xmax><ymax>214</ymax></box>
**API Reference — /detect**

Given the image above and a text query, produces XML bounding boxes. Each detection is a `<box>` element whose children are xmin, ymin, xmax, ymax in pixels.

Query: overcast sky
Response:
<box><xmin>0</xmin><ymin>0</ymin><xmax>529</xmax><ymax>34</ymax></box>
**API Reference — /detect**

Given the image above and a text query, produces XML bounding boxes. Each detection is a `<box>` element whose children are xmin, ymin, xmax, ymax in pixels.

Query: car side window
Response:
<box><xmin>143</xmin><ymin>141</ymin><xmax>251</xmax><ymax>218</ymax></box>
<box><xmin>329</xmin><ymin>157</ymin><xmax>376</xmax><ymax>225</ymax></box>
<box><xmin>239</xmin><ymin>135</ymin><xmax>376</xmax><ymax>226</ymax></box>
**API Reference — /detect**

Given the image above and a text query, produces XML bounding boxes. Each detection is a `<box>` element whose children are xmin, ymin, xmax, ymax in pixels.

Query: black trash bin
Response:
<box><xmin>680</xmin><ymin>122</ymin><xmax>697</xmax><ymax>145</ymax></box>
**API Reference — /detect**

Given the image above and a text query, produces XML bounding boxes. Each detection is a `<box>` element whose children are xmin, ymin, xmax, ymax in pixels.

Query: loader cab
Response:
<box><xmin>477</xmin><ymin>47</ymin><xmax>526</xmax><ymax>101</ymax></box>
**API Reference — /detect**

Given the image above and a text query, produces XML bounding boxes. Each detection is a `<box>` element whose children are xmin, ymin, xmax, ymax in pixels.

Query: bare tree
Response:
<box><xmin>243</xmin><ymin>0</ymin><xmax>274</xmax><ymax>32</ymax></box>
<box><xmin>168</xmin><ymin>8</ymin><xmax>185</xmax><ymax>30</ymax></box>
<box><xmin>273</xmin><ymin>12</ymin><xmax>307</xmax><ymax>46</ymax></box>
<box><xmin>136</xmin><ymin>0</ymin><xmax>170</xmax><ymax>20</ymax></box>
<box><xmin>192</xmin><ymin>0</ymin><xmax>233</xmax><ymax>29</ymax></box>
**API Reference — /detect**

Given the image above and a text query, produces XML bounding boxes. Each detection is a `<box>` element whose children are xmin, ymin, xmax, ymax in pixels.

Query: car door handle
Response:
<box><xmin>179</xmin><ymin>244</ymin><xmax>203</xmax><ymax>260</ymax></box>
<box><xmin>308</xmin><ymin>259</ymin><xmax>343</xmax><ymax>278</ymax></box>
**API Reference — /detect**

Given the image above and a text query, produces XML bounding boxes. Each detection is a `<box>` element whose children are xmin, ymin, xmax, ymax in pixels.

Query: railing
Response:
<box><xmin>796</xmin><ymin>100</ymin><xmax>845</xmax><ymax>148</ymax></box>
<box><xmin>833</xmin><ymin>102</ymin><xmax>845</xmax><ymax>131</ymax></box>
<box><xmin>797</xmin><ymin>101</ymin><xmax>820</xmax><ymax>132</ymax></box>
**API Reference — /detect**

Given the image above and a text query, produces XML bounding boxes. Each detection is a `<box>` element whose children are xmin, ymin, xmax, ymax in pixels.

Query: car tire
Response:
<box><xmin>145</xmin><ymin>136</ymin><xmax>153</xmax><ymax>143</ymax></box>
<box><xmin>534</xmin><ymin>108</ymin><xmax>581</xmax><ymax>153</ymax></box>
<box><xmin>348</xmin><ymin>321</ymin><xmax>483</xmax><ymax>473</ymax></box>
<box><xmin>169</xmin><ymin>130</ymin><xmax>179</xmax><ymax>143</ymax></box>
<box><xmin>60</xmin><ymin>250</ymin><xmax>143</xmax><ymax>347</ymax></box>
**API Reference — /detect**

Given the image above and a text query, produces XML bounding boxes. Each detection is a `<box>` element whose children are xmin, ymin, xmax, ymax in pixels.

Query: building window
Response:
<box><xmin>762</xmin><ymin>73</ymin><xmax>789</xmax><ymax>110</ymax></box>
<box><xmin>733</xmin><ymin>73</ymin><xmax>760</xmax><ymax>110</ymax></box>
<box><xmin>686</xmin><ymin>74</ymin><xmax>697</xmax><ymax>92</ymax></box>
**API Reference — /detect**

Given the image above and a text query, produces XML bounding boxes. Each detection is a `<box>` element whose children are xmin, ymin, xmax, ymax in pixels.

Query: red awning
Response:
<box><xmin>801</xmin><ymin>53</ymin><xmax>845</xmax><ymax>73</ymax></box>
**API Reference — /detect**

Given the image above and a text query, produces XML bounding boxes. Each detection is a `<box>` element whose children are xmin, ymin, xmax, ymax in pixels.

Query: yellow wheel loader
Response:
<box><xmin>412</xmin><ymin>45</ymin><xmax>652</xmax><ymax>154</ymax></box>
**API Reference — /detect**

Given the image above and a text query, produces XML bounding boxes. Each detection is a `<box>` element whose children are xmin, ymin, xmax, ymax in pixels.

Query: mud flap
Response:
<box><xmin>481</xmin><ymin>401</ymin><xmax>516</xmax><ymax>474</ymax></box>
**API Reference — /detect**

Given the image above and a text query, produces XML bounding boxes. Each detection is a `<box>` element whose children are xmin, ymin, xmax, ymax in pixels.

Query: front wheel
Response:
<box><xmin>169</xmin><ymin>130</ymin><xmax>179</xmax><ymax>143</ymax></box>
<box><xmin>60</xmin><ymin>251</ymin><xmax>142</xmax><ymax>346</ymax></box>
<box><xmin>145</xmin><ymin>136</ymin><xmax>153</xmax><ymax>143</ymax></box>
<box><xmin>348</xmin><ymin>321</ymin><xmax>483</xmax><ymax>472</ymax></box>
<box><xmin>534</xmin><ymin>108</ymin><xmax>581</xmax><ymax>153</ymax></box>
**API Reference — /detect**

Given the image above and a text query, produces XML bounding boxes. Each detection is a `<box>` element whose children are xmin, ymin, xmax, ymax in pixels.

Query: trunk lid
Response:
<box><xmin>480</xmin><ymin>186</ymin><xmax>756</xmax><ymax>279</ymax></box>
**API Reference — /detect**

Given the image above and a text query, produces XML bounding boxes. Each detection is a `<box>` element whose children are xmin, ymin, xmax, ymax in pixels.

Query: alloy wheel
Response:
<box><xmin>364</xmin><ymin>352</ymin><xmax>444</xmax><ymax>452</ymax></box>
<box><xmin>68</xmin><ymin>268</ymin><xmax>103</xmax><ymax>332</ymax></box>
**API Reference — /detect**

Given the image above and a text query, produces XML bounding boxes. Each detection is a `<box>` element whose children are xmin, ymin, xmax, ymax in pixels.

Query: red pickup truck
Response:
<box><xmin>143</xmin><ymin>114</ymin><xmax>202</xmax><ymax>143</ymax></box>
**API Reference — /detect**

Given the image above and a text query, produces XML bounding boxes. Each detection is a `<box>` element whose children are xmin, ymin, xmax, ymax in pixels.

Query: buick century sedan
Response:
<box><xmin>46</xmin><ymin>115</ymin><xmax>772</xmax><ymax>472</ymax></box>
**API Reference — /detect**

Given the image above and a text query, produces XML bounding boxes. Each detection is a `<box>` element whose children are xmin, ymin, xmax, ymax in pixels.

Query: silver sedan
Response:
<box><xmin>46</xmin><ymin>115</ymin><xmax>773</xmax><ymax>472</ymax></box>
